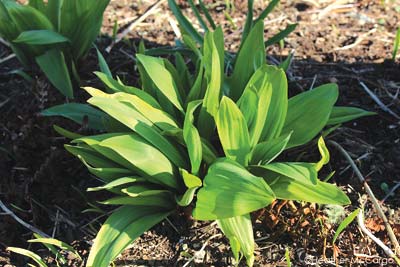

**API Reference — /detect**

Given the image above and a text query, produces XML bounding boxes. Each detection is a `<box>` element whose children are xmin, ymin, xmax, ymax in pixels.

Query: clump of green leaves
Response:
<box><xmin>0</xmin><ymin>0</ymin><xmax>110</xmax><ymax>98</ymax></box>
<box><xmin>45</xmin><ymin>20</ymin><xmax>375</xmax><ymax>267</ymax></box>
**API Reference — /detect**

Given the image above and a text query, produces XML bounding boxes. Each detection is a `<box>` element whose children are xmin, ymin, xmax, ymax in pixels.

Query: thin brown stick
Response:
<box><xmin>328</xmin><ymin>141</ymin><xmax>400</xmax><ymax>256</ymax></box>
<box><xmin>106</xmin><ymin>0</ymin><xmax>167</xmax><ymax>53</ymax></box>
<box><xmin>0</xmin><ymin>200</ymin><xmax>50</xmax><ymax>238</ymax></box>
<box><xmin>358</xmin><ymin>203</ymin><xmax>400</xmax><ymax>264</ymax></box>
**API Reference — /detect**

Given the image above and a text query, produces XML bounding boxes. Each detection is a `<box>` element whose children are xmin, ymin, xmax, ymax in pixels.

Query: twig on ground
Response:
<box><xmin>166</xmin><ymin>217</ymin><xmax>180</xmax><ymax>234</ymax></box>
<box><xmin>106</xmin><ymin>0</ymin><xmax>167</xmax><ymax>53</ymax></box>
<box><xmin>183</xmin><ymin>234</ymin><xmax>222</xmax><ymax>267</ymax></box>
<box><xmin>0</xmin><ymin>200</ymin><xmax>50</xmax><ymax>238</ymax></box>
<box><xmin>359</xmin><ymin>81</ymin><xmax>400</xmax><ymax>120</ymax></box>
<box><xmin>317</xmin><ymin>1</ymin><xmax>356</xmax><ymax>19</ymax></box>
<box><xmin>381</xmin><ymin>182</ymin><xmax>400</xmax><ymax>203</ymax></box>
<box><xmin>329</xmin><ymin>141</ymin><xmax>400</xmax><ymax>256</ymax></box>
<box><xmin>334</xmin><ymin>28</ymin><xmax>376</xmax><ymax>51</ymax></box>
<box><xmin>0</xmin><ymin>54</ymin><xmax>16</xmax><ymax>65</ymax></box>
<box><xmin>357</xmin><ymin>204</ymin><xmax>400</xmax><ymax>264</ymax></box>
<box><xmin>0</xmin><ymin>37</ymin><xmax>10</xmax><ymax>47</ymax></box>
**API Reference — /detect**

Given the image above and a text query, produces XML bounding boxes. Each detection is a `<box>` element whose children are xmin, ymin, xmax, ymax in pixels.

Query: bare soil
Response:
<box><xmin>1</xmin><ymin>0</ymin><xmax>400</xmax><ymax>266</ymax></box>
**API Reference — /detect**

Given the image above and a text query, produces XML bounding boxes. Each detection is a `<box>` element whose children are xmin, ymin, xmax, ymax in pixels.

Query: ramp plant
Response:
<box><xmin>49</xmin><ymin>21</ymin><xmax>375</xmax><ymax>267</ymax></box>
<box><xmin>0</xmin><ymin>0</ymin><xmax>110</xmax><ymax>98</ymax></box>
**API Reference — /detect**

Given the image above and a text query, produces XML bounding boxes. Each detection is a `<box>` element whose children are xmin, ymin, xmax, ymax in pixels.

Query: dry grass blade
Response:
<box><xmin>106</xmin><ymin>0</ymin><xmax>167</xmax><ymax>53</ymax></box>
<box><xmin>0</xmin><ymin>200</ymin><xmax>50</xmax><ymax>238</ymax></box>
<box><xmin>359</xmin><ymin>81</ymin><xmax>400</xmax><ymax>120</ymax></box>
<box><xmin>329</xmin><ymin>141</ymin><xmax>400</xmax><ymax>256</ymax></box>
<box><xmin>357</xmin><ymin>204</ymin><xmax>400</xmax><ymax>264</ymax></box>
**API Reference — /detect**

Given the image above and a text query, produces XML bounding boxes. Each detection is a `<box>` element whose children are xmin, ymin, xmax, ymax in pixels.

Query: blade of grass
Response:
<box><xmin>333</xmin><ymin>208</ymin><xmax>360</xmax><ymax>244</ymax></box>
<box><xmin>392</xmin><ymin>27</ymin><xmax>400</xmax><ymax>60</ymax></box>
<box><xmin>187</xmin><ymin>0</ymin><xmax>208</xmax><ymax>31</ymax></box>
<box><xmin>255</xmin><ymin>0</ymin><xmax>280</xmax><ymax>24</ymax></box>
<box><xmin>265</xmin><ymin>23</ymin><xmax>297</xmax><ymax>47</ymax></box>
<box><xmin>198</xmin><ymin>0</ymin><xmax>216</xmax><ymax>29</ymax></box>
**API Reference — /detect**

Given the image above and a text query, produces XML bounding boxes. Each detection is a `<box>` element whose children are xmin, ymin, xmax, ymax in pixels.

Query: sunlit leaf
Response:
<box><xmin>216</xmin><ymin>97</ymin><xmax>251</xmax><ymax>166</ymax></box>
<box><xmin>193</xmin><ymin>158</ymin><xmax>275</xmax><ymax>220</ymax></box>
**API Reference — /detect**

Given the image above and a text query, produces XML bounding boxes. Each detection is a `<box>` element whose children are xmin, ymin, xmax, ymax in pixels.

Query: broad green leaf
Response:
<box><xmin>217</xmin><ymin>214</ymin><xmax>255</xmax><ymax>267</ymax></box>
<box><xmin>98</xmin><ymin>134</ymin><xmax>180</xmax><ymax>189</ymax></box>
<box><xmin>251</xmin><ymin>166</ymin><xmax>350</xmax><ymax>205</ymax></box>
<box><xmin>186</xmin><ymin>59</ymin><xmax>205</xmax><ymax>103</ymax></box>
<box><xmin>42</xmin><ymin>103</ymin><xmax>106</xmax><ymax>130</ymax></box>
<box><xmin>101</xmin><ymin>194</ymin><xmax>175</xmax><ymax>209</ymax></box>
<box><xmin>245</xmin><ymin>68</ymin><xmax>274</xmax><ymax>146</ymax></box>
<box><xmin>7</xmin><ymin>247</ymin><xmax>47</xmax><ymax>267</ymax></box>
<box><xmin>5</xmin><ymin>1</ymin><xmax>54</xmax><ymax>31</ymax></box>
<box><xmin>229</xmin><ymin>21</ymin><xmax>265</xmax><ymax>100</ymax></box>
<box><xmin>161</xmin><ymin>128</ymin><xmax>217</xmax><ymax>165</ymax></box>
<box><xmin>281</xmin><ymin>83</ymin><xmax>338</xmax><ymax>148</ymax></box>
<box><xmin>28</xmin><ymin>238</ymin><xmax>81</xmax><ymax>260</ymax></box>
<box><xmin>112</xmin><ymin>92</ymin><xmax>179</xmax><ymax>132</ymax></box>
<box><xmin>88</xmin><ymin>77</ymin><xmax>161</xmax><ymax>108</ymax></box>
<box><xmin>257</xmin><ymin>162</ymin><xmax>318</xmax><ymax>185</ymax></box>
<box><xmin>46</xmin><ymin>0</ymin><xmax>63</xmax><ymax>31</ymax></box>
<box><xmin>237</xmin><ymin>85</ymin><xmax>258</xmax><ymax>129</ymax></box>
<box><xmin>59</xmin><ymin>0</ymin><xmax>110</xmax><ymax>59</ymax></box>
<box><xmin>121</xmin><ymin>185</ymin><xmax>168</xmax><ymax>197</ymax></box>
<box><xmin>175</xmin><ymin>52</ymin><xmax>191</xmax><ymax>91</ymax></box>
<box><xmin>36</xmin><ymin>49</ymin><xmax>73</xmax><ymax>98</ymax></box>
<box><xmin>87</xmin><ymin>177</ymin><xmax>144</xmax><ymax>192</ymax></box>
<box><xmin>65</xmin><ymin>145</ymin><xmax>122</xmax><ymax>169</ymax></box>
<box><xmin>168</xmin><ymin>0</ymin><xmax>203</xmax><ymax>44</ymax></box>
<box><xmin>238</xmin><ymin>65</ymin><xmax>287</xmax><ymax>144</ymax></box>
<box><xmin>327</xmin><ymin>106</ymin><xmax>376</xmax><ymax>125</ymax></box>
<box><xmin>216</xmin><ymin>97</ymin><xmax>251</xmax><ymax>166</ymax></box>
<box><xmin>164</xmin><ymin>59</ymin><xmax>186</xmax><ymax>100</ymax></box>
<box><xmin>259</xmin><ymin>65</ymin><xmax>288</xmax><ymax>142</ymax></box>
<box><xmin>78</xmin><ymin>156</ymin><xmax>133</xmax><ymax>183</ymax></box>
<box><xmin>198</xmin><ymin>29</ymin><xmax>223</xmax><ymax>138</ymax></box>
<box><xmin>176</xmin><ymin>169</ymin><xmax>202</xmax><ymax>206</ymax></box>
<box><xmin>28</xmin><ymin>0</ymin><xmax>46</xmax><ymax>12</ymax></box>
<box><xmin>14</xmin><ymin>29</ymin><xmax>69</xmax><ymax>45</ymax></box>
<box><xmin>184</xmin><ymin>100</ymin><xmax>203</xmax><ymax>174</ymax></box>
<box><xmin>86</xmin><ymin>206</ymin><xmax>171</xmax><ymax>267</ymax></box>
<box><xmin>88</xmin><ymin>96</ymin><xmax>188</xmax><ymax>169</ymax></box>
<box><xmin>333</xmin><ymin>208</ymin><xmax>360</xmax><ymax>244</ymax></box>
<box><xmin>53</xmin><ymin>124</ymin><xmax>83</xmax><ymax>140</ymax></box>
<box><xmin>136</xmin><ymin>54</ymin><xmax>184</xmax><ymax>112</ymax></box>
<box><xmin>193</xmin><ymin>158</ymin><xmax>275</xmax><ymax>220</ymax></box>
<box><xmin>251</xmin><ymin>132</ymin><xmax>292</xmax><ymax>165</ymax></box>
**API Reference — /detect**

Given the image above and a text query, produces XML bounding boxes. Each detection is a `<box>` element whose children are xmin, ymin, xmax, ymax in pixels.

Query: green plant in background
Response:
<box><xmin>0</xmin><ymin>0</ymin><xmax>110</xmax><ymax>98</ymax></box>
<box><xmin>167</xmin><ymin>0</ymin><xmax>297</xmax><ymax>70</ymax></box>
<box><xmin>7</xmin><ymin>234</ymin><xmax>81</xmax><ymax>267</ymax></box>
<box><xmin>392</xmin><ymin>27</ymin><xmax>400</xmax><ymax>60</ymax></box>
<box><xmin>44</xmin><ymin>18</ymin><xmax>375</xmax><ymax>266</ymax></box>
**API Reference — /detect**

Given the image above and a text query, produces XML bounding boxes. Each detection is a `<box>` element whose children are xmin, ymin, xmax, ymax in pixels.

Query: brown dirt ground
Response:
<box><xmin>1</xmin><ymin>0</ymin><xmax>400</xmax><ymax>266</ymax></box>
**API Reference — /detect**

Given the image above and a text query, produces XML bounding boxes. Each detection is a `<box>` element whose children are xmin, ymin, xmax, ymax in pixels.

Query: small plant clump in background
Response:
<box><xmin>0</xmin><ymin>0</ymin><xmax>110</xmax><ymax>98</ymax></box>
